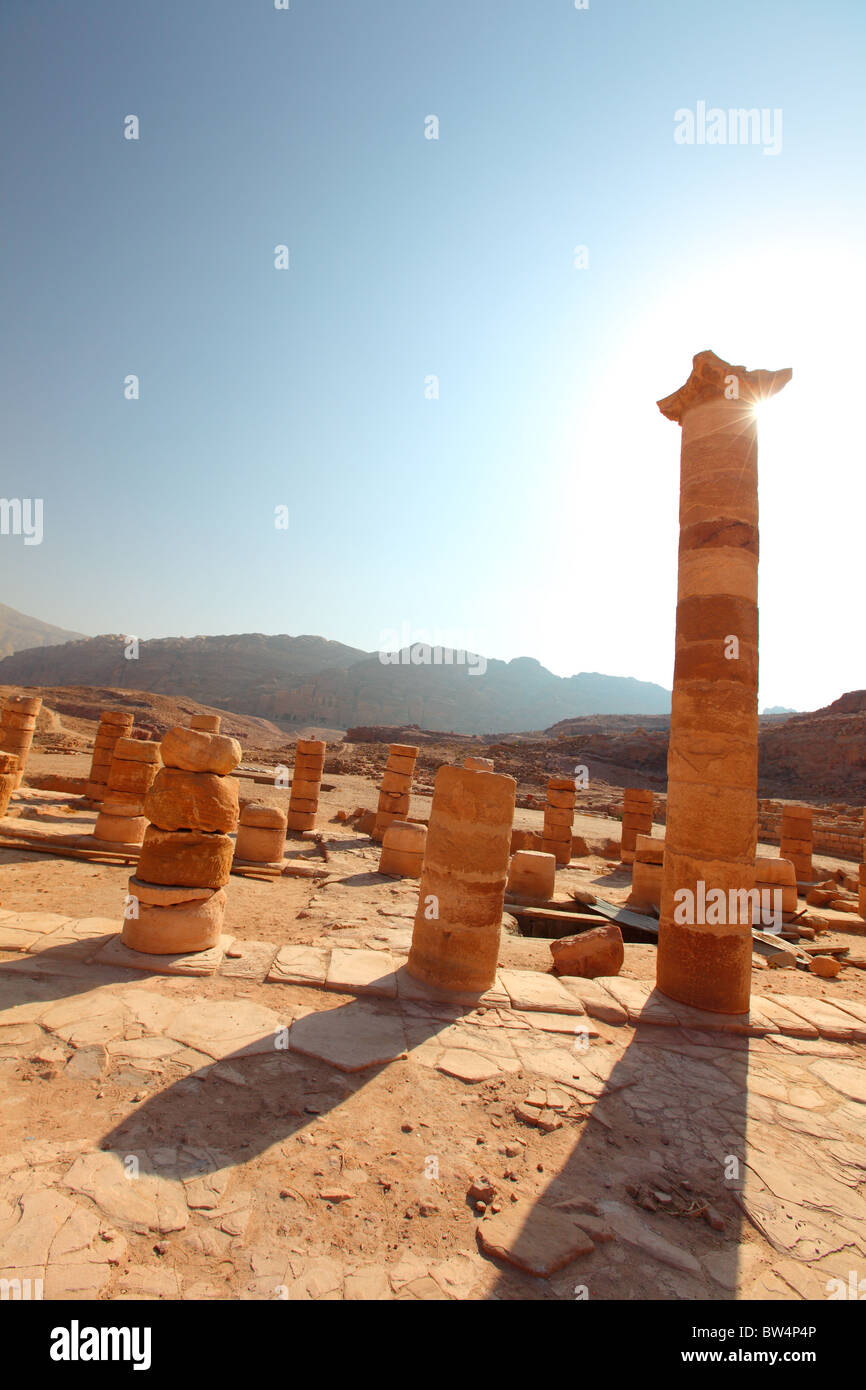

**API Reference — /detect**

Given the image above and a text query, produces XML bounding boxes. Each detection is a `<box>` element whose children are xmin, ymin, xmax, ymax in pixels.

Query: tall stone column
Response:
<box><xmin>656</xmin><ymin>350</ymin><xmax>791</xmax><ymax>1014</ymax></box>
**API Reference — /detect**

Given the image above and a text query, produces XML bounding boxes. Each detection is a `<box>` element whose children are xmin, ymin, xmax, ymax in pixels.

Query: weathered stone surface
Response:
<box><xmin>437</xmin><ymin>1048</ymin><xmax>503</xmax><ymax>1082</ymax></box>
<box><xmin>137</xmin><ymin>826</ymin><xmax>234</xmax><ymax>888</ymax></box>
<box><xmin>550</xmin><ymin>923</ymin><xmax>624</xmax><ymax>979</ymax></box>
<box><xmin>498</xmin><ymin>969</ymin><xmax>585</xmax><ymax>1015</ymax></box>
<box><xmin>160</xmin><ymin>727</ymin><xmax>242</xmax><ymax>775</ymax></box>
<box><xmin>92</xmin><ymin>933</ymin><xmax>231</xmax><ymax>977</ymax></box>
<box><xmin>63</xmin><ymin>1152</ymin><xmax>188</xmax><ymax>1235</ymax></box>
<box><xmin>809</xmin><ymin>1060</ymin><xmax>866</xmax><ymax>1104</ymax></box>
<box><xmin>289</xmin><ymin>1003</ymin><xmax>407</xmax><ymax>1072</ymax></box>
<box><xmin>166</xmin><ymin>998</ymin><xmax>285</xmax><ymax>1060</ymax></box>
<box><xmin>476</xmin><ymin>1201</ymin><xmax>594</xmax><ymax>1277</ymax></box>
<box><xmin>144</xmin><ymin>768</ymin><xmax>239</xmax><ymax>834</ymax></box>
<box><xmin>325</xmin><ymin>948</ymin><xmax>398</xmax><ymax>998</ymax></box>
<box><xmin>266</xmin><ymin>944</ymin><xmax>330</xmax><ymax>987</ymax></box>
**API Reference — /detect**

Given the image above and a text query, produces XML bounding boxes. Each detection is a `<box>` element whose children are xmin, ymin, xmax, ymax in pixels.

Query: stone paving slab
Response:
<box><xmin>219</xmin><ymin>940</ymin><xmax>279</xmax><ymax>980</ymax></box>
<box><xmin>92</xmin><ymin>934</ymin><xmax>234</xmax><ymax>978</ymax></box>
<box><xmin>498</xmin><ymin>970</ymin><xmax>585</xmax><ymax>1015</ymax></box>
<box><xmin>770</xmin><ymin>994</ymin><xmax>866</xmax><ymax>1043</ymax></box>
<box><xmin>288</xmin><ymin>1001</ymin><xmax>408</xmax><ymax>1072</ymax></box>
<box><xmin>266</xmin><ymin>944</ymin><xmax>329</xmax><ymax>987</ymax></box>
<box><xmin>593</xmin><ymin>977</ymin><xmax>679</xmax><ymax>1026</ymax></box>
<box><xmin>326</xmin><ymin>947</ymin><xmax>398</xmax><ymax>998</ymax></box>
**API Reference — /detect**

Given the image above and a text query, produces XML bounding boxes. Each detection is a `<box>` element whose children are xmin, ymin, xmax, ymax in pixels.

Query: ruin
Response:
<box><xmin>656</xmin><ymin>349</ymin><xmax>792</xmax><ymax>1013</ymax></box>
<box><xmin>541</xmin><ymin>776</ymin><xmax>575</xmax><ymax>866</ymax></box>
<box><xmin>286</xmin><ymin>738</ymin><xmax>325</xmax><ymax>833</ymax></box>
<box><xmin>780</xmin><ymin>803</ymin><xmax>814</xmax><ymax>883</ymax></box>
<box><xmin>0</xmin><ymin>694</ymin><xmax>42</xmax><ymax>787</ymax></box>
<box><xmin>85</xmin><ymin>710</ymin><xmax>134</xmax><ymax>803</ymax></box>
<box><xmin>373</xmin><ymin>742</ymin><xmax>419</xmax><ymax>842</ymax></box>
<box><xmin>92</xmin><ymin>737</ymin><xmax>161</xmax><ymax>847</ymax></box>
<box><xmin>619</xmin><ymin>787</ymin><xmax>653</xmax><ymax>864</ymax></box>
<box><xmin>378</xmin><ymin>818</ymin><xmax>427</xmax><ymax>877</ymax></box>
<box><xmin>121</xmin><ymin>726</ymin><xmax>241</xmax><ymax>954</ymax></box>
<box><xmin>407</xmin><ymin>763</ymin><xmax>516</xmax><ymax>992</ymax></box>
<box><xmin>235</xmin><ymin>801</ymin><xmax>287</xmax><ymax>865</ymax></box>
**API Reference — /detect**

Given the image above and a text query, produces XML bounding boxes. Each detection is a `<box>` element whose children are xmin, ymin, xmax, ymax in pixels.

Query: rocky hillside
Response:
<box><xmin>0</xmin><ymin>604</ymin><xmax>84</xmax><ymax>660</ymax></box>
<box><xmin>0</xmin><ymin>634</ymin><xmax>672</xmax><ymax>733</ymax></box>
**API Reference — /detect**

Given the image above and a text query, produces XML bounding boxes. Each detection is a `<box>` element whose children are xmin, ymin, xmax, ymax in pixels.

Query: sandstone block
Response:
<box><xmin>290</xmin><ymin>778</ymin><xmax>322</xmax><ymax>802</ymax></box>
<box><xmin>286</xmin><ymin>809</ymin><xmax>316</xmax><ymax>832</ymax></box>
<box><xmin>107</xmin><ymin>760</ymin><xmax>159</xmax><ymax>796</ymax></box>
<box><xmin>5</xmin><ymin>695</ymin><xmax>41</xmax><ymax>716</ymax></box>
<box><xmin>550</xmin><ymin>923</ymin><xmax>624</xmax><ymax>978</ymax></box>
<box><xmin>127</xmin><ymin>875</ymin><xmax>215</xmax><ymax>907</ymax></box>
<box><xmin>385</xmin><ymin>754</ymin><xmax>416</xmax><ymax>776</ymax></box>
<box><xmin>235</xmin><ymin>824</ymin><xmax>285</xmax><ymax>864</ymax></box>
<box><xmin>381</xmin><ymin>769</ymin><xmax>412</xmax><ymax>795</ymax></box>
<box><xmin>144</xmin><ymin>769</ymin><xmax>239</xmax><ymax>834</ymax></box>
<box><xmin>113</xmin><ymin>738</ymin><xmax>161</xmax><ymax>764</ymax></box>
<box><xmin>297</xmin><ymin>739</ymin><xmax>327</xmax><ymax>757</ymax></box>
<box><xmin>378</xmin><ymin>846</ymin><xmax>424</xmax><ymax>877</ymax></box>
<box><xmin>389</xmin><ymin>743</ymin><xmax>419</xmax><ymax>759</ymax></box>
<box><xmin>160</xmin><ymin>727</ymin><xmax>242</xmax><ymax>775</ymax></box>
<box><xmin>93</xmin><ymin>812</ymin><xmax>147</xmax><ymax>845</ymax></box>
<box><xmin>137</xmin><ymin>827</ymin><xmax>234</xmax><ymax>888</ymax></box>
<box><xmin>465</xmin><ymin>757</ymin><xmax>494</xmax><ymax>771</ymax></box>
<box><xmin>382</xmin><ymin>820</ymin><xmax>427</xmax><ymax>854</ymax></box>
<box><xmin>121</xmin><ymin>889</ymin><xmax>226</xmax><ymax>955</ymax></box>
<box><xmin>506</xmin><ymin>850</ymin><xmax>556</xmax><ymax>901</ymax></box>
<box><xmin>287</xmin><ymin>796</ymin><xmax>318</xmax><ymax>815</ymax></box>
<box><xmin>240</xmin><ymin>802</ymin><xmax>286</xmax><ymax>830</ymax></box>
<box><xmin>0</xmin><ymin>771</ymin><xmax>16</xmax><ymax>817</ymax></box>
<box><xmin>547</xmin><ymin>788</ymin><xmax>576</xmax><ymax>810</ymax></box>
<box><xmin>190</xmin><ymin>715</ymin><xmax>221</xmax><ymax>733</ymax></box>
<box><xmin>101</xmin><ymin>711</ymin><xmax>134</xmax><ymax>728</ymax></box>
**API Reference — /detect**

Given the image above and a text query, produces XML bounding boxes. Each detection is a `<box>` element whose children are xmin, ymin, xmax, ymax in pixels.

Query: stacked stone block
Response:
<box><xmin>859</xmin><ymin>862</ymin><xmax>866</xmax><ymax>921</ymax></box>
<box><xmin>465</xmin><ymin>757</ymin><xmax>494</xmax><ymax>772</ymax></box>
<box><xmin>86</xmin><ymin>710</ymin><xmax>134</xmax><ymax>802</ymax></box>
<box><xmin>627</xmin><ymin>834</ymin><xmax>664</xmax><ymax>910</ymax></box>
<box><xmin>407</xmin><ymin>763</ymin><xmax>516</xmax><ymax>993</ymax></box>
<box><xmin>121</xmin><ymin>726</ymin><xmax>241</xmax><ymax>955</ymax></box>
<box><xmin>0</xmin><ymin>695</ymin><xmax>42</xmax><ymax>787</ymax></box>
<box><xmin>235</xmin><ymin>802</ymin><xmax>287</xmax><ymax>864</ymax></box>
<box><xmin>373</xmin><ymin>743</ymin><xmax>418</xmax><ymax>842</ymax></box>
<box><xmin>378</xmin><ymin>820</ymin><xmax>426</xmax><ymax>877</ymax></box>
<box><xmin>656</xmin><ymin>350</ymin><xmax>791</xmax><ymax>1014</ymax></box>
<box><xmin>506</xmin><ymin>849</ymin><xmax>556</xmax><ymax>901</ymax></box>
<box><xmin>620</xmin><ymin>788</ymin><xmax>653</xmax><ymax>864</ymax></box>
<box><xmin>93</xmin><ymin>738</ymin><xmax>162</xmax><ymax>847</ymax></box>
<box><xmin>780</xmin><ymin>805</ymin><xmax>813</xmax><ymax>883</ymax></box>
<box><xmin>541</xmin><ymin>776</ymin><xmax>575</xmax><ymax>866</ymax></box>
<box><xmin>755</xmin><ymin>855</ymin><xmax>798</xmax><ymax>920</ymax></box>
<box><xmin>0</xmin><ymin>751</ymin><xmax>19</xmax><ymax>817</ymax></box>
<box><xmin>191</xmin><ymin>714</ymin><xmax>221</xmax><ymax>733</ymax></box>
<box><xmin>286</xmin><ymin>739</ymin><xmax>326</xmax><ymax>833</ymax></box>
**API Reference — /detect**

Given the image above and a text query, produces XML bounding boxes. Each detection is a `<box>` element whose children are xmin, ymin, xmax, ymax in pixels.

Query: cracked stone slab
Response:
<box><xmin>218</xmin><ymin>939</ymin><xmax>279</xmax><ymax>979</ymax></box>
<box><xmin>91</xmin><ymin>933</ymin><xmax>233</xmax><ymax>977</ymax></box>
<box><xmin>41</xmin><ymin>991</ymin><xmax>128</xmax><ymax>1047</ymax></box>
<box><xmin>769</xmin><ymin>994</ymin><xmax>866</xmax><ymax>1043</ymax></box>
<box><xmin>0</xmin><ymin>912</ymin><xmax>76</xmax><ymax>936</ymax></box>
<box><xmin>753</xmin><ymin>996</ymin><xmax>820</xmax><ymax>1039</ymax></box>
<box><xmin>436</xmin><ymin>1048</ymin><xmax>505</xmax><ymax>1082</ymax></box>
<box><xmin>476</xmin><ymin>1201</ymin><xmax>595</xmax><ymax>1277</ymax></box>
<box><xmin>326</xmin><ymin>947</ymin><xmax>398</xmax><ymax>998</ymax></box>
<box><xmin>266</xmin><ymin>944</ymin><xmax>330</xmax><ymax>987</ymax></box>
<box><xmin>557</xmin><ymin>976</ymin><xmax>629</xmax><ymax>1026</ymax></box>
<box><xmin>498</xmin><ymin>970</ymin><xmax>585</xmax><ymax>1015</ymax></box>
<box><xmin>593</xmin><ymin>978</ymin><xmax>679</xmax><ymax>1026</ymax></box>
<box><xmin>63</xmin><ymin>1151</ymin><xmax>188</xmax><ymax>1235</ymax></box>
<box><xmin>394</xmin><ymin>966</ymin><xmax>508</xmax><ymax>1009</ymax></box>
<box><xmin>809</xmin><ymin>1059</ymin><xmax>866</xmax><ymax>1105</ymax></box>
<box><xmin>167</xmin><ymin>998</ymin><xmax>287</xmax><ymax>1060</ymax></box>
<box><xmin>599</xmin><ymin>1200</ymin><xmax>701</xmax><ymax>1274</ymax></box>
<box><xmin>289</xmin><ymin>1001</ymin><xmax>407</xmax><ymax>1072</ymax></box>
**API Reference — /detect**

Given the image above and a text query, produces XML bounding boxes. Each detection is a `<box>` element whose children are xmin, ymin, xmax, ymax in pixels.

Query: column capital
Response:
<box><xmin>658</xmin><ymin>349</ymin><xmax>792</xmax><ymax>424</ymax></box>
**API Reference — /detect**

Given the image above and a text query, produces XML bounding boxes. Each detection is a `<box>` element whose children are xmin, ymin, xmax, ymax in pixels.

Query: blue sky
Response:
<box><xmin>2</xmin><ymin>0</ymin><xmax>864</xmax><ymax>711</ymax></box>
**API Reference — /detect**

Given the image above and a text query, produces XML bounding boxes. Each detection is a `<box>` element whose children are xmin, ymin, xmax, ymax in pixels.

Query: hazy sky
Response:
<box><xmin>2</xmin><ymin>1</ymin><xmax>864</xmax><ymax>712</ymax></box>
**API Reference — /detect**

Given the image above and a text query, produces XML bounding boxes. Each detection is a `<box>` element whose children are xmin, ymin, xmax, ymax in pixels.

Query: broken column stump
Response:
<box><xmin>235</xmin><ymin>801</ymin><xmax>287</xmax><ymax>864</ymax></box>
<box><xmin>656</xmin><ymin>349</ymin><xmax>791</xmax><ymax>1014</ymax></box>
<box><xmin>541</xmin><ymin>777</ymin><xmax>575</xmax><ymax>866</ymax></box>
<box><xmin>407</xmin><ymin>763</ymin><xmax>516</xmax><ymax>993</ymax></box>
<box><xmin>286</xmin><ymin>739</ymin><xmax>325</xmax><ymax>833</ymax></box>
<box><xmin>378</xmin><ymin>819</ymin><xmax>426</xmax><ymax>877</ymax></box>
<box><xmin>780</xmin><ymin>804</ymin><xmax>814</xmax><ymax>883</ymax></box>
<box><xmin>0</xmin><ymin>694</ymin><xmax>42</xmax><ymax>788</ymax></box>
<box><xmin>85</xmin><ymin>710</ymin><xmax>134</xmax><ymax>803</ymax></box>
<box><xmin>620</xmin><ymin>787</ymin><xmax>653</xmax><ymax>864</ymax></box>
<box><xmin>93</xmin><ymin>737</ymin><xmax>162</xmax><ymax>848</ymax></box>
<box><xmin>122</xmin><ymin>725</ymin><xmax>241</xmax><ymax>954</ymax></box>
<box><xmin>373</xmin><ymin>743</ymin><xmax>418</xmax><ymax>842</ymax></box>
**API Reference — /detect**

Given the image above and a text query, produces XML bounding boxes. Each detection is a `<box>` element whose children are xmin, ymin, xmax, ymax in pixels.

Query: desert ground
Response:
<box><xmin>1</xmin><ymin>731</ymin><xmax>865</xmax><ymax>1303</ymax></box>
